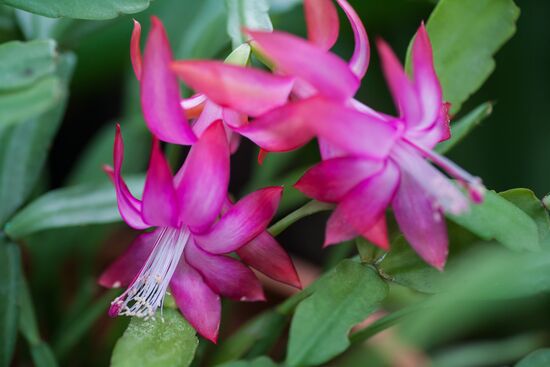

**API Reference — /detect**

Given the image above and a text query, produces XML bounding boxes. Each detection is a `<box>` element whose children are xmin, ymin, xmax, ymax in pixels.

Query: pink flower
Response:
<box><xmin>100</xmin><ymin>121</ymin><xmax>300</xmax><ymax>342</ymax></box>
<box><xmin>165</xmin><ymin>0</ymin><xmax>370</xmax><ymax>156</ymax></box>
<box><xmin>131</xmin><ymin>18</ymin><xmax>294</xmax><ymax>153</ymax></box>
<box><xmin>294</xmin><ymin>24</ymin><xmax>485</xmax><ymax>269</ymax></box>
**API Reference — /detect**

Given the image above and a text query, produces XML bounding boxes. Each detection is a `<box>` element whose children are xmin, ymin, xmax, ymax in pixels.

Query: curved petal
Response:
<box><xmin>141</xmin><ymin>16</ymin><xmax>196</xmax><ymax>145</ymax></box>
<box><xmin>108</xmin><ymin>125</ymin><xmax>148</xmax><ymax>230</ymax></box>
<box><xmin>295</xmin><ymin>157</ymin><xmax>383</xmax><ymax>203</ymax></box>
<box><xmin>392</xmin><ymin>171</ymin><xmax>448</xmax><ymax>270</ymax></box>
<box><xmin>361</xmin><ymin>215</ymin><xmax>390</xmax><ymax>250</ymax></box>
<box><xmin>325</xmin><ymin>162</ymin><xmax>399</xmax><ymax>247</ymax></box>
<box><xmin>304</xmin><ymin>0</ymin><xmax>339</xmax><ymax>50</ymax></box>
<box><xmin>185</xmin><ymin>240</ymin><xmax>265</xmax><ymax>302</ymax></box>
<box><xmin>172</xmin><ymin>61</ymin><xmax>294</xmax><ymax>117</ymax></box>
<box><xmin>170</xmin><ymin>259</ymin><xmax>221</xmax><ymax>343</ymax></box>
<box><xmin>181</xmin><ymin>93</ymin><xmax>207</xmax><ymax>119</ymax></box>
<box><xmin>192</xmin><ymin>100</ymin><xmax>223</xmax><ymax>138</ymax></box>
<box><xmin>176</xmin><ymin>121</ymin><xmax>230</xmax><ymax>230</ymax></box>
<box><xmin>323</xmin><ymin>210</ymin><xmax>358</xmax><ymax>245</ymax></box>
<box><xmin>238</xmin><ymin>232</ymin><xmax>301</xmax><ymax>288</ymax></box>
<box><xmin>301</xmin><ymin>97</ymin><xmax>399</xmax><ymax>159</ymax></box>
<box><xmin>130</xmin><ymin>19</ymin><xmax>142</xmax><ymax>80</ymax></box>
<box><xmin>142</xmin><ymin>138</ymin><xmax>179</xmax><ymax>227</ymax></box>
<box><xmin>376</xmin><ymin>38</ymin><xmax>421</xmax><ymax>123</ymax></box>
<box><xmin>392</xmin><ymin>143</ymin><xmax>469</xmax><ymax>215</ymax></box>
<box><xmin>236</xmin><ymin>99</ymin><xmax>316</xmax><ymax>152</ymax></box>
<box><xmin>337</xmin><ymin>0</ymin><xmax>370</xmax><ymax>79</ymax></box>
<box><xmin>411</xmin><ymin>23</ymin><xmax>442</xmax><ymax>131</ymax></box>
<box><xmin>247</xmin><ymin>30</ymin><xmax>359</xmax><ymax>100</ymax></box>
<box><xmin>195</xmin><ymin>187</ymin><xmax>283</xmax><ymax>254</ymax></box>
<box><xmin>98</xmin><ymin>230</ymin><xmax>160</xmax><ymax>288</ymax></box>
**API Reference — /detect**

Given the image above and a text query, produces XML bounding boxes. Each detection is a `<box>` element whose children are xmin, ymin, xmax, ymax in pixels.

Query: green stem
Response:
<box><xmin>268</xmin><ymin>200</ymin><xmax>334</xmax><ymax>237</ymax></box>
<box><xmin>349</xmin><ymin>305</ymin><xmax>421</xmax><ymax>345</ymax></box>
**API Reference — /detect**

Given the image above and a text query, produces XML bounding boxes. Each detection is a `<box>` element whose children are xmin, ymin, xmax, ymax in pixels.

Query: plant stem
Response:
<box><xmin>268</xmin><ymin>200</ymin><xmax>334</xmax><ymax>237</ymax></box>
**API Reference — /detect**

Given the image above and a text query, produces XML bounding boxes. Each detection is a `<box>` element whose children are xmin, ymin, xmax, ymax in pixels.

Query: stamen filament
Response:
<box><xmin>110</xmin><ymin>227</ymin><xmax>190</xmax><ymax>319</ymax></box>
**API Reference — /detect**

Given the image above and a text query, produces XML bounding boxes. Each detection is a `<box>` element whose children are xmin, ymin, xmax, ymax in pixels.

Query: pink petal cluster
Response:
<box><xmin>170</xmin><ymin>0</ymin><xmax>485</xmax><ymax>269</ymax></box>
<box><xmin>101</xmin><ymin>0</ymin><xmax>487</xmax><ymax>342</ymax></box>
<box><xmin>101</xmin><ymin>122</ymin><xmax>299</xmax><ymax>342</ymax></box>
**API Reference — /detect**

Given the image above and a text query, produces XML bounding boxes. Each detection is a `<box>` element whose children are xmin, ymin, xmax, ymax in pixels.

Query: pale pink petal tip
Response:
<box><xmin>130</xmin><ymin>19</ymin><xmax>142</xmax><ymax>80</ymax></box>
<box><xmin>304</xmin><ymin>0</ymin><xmax>339</xmax><ymax>50</ymax></box>
<box><xmin>336</xmin><ymin>0</ymin><xmax>370</xmax><ymax>79</ymax></box>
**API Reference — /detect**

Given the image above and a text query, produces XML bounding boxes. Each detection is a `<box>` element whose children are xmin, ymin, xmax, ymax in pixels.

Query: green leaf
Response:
<box><xmin>448</xmin><ymin>189</ymin><xmax>540</xmax><ymax>252</ymax></box>
<box><xmin>516</xmin><ymin>349</ymin><xmax>550</xmax><ymax>367</ymax></box>
<box><xmin>18</xmin><ymin>275</ymin><xmax>58</xmax><ymax>367</ymax></box>
<box><xmin>0</xmin><ymin>39</ymin><xmax>57</xmax><ymax>90</ymax></box>
<box><xmin>0</xmin><ymin>239</ymin><xmax>20</xmax><ymax>367</ymax></box>
<box><xmin>431</xmin><ymin>334</ymin><xmax>544</xmax><ymax>367</ymax></box>
<box><xmin>407</xmin><ymin>0</ymin><xmax>520</xmax><ymax>113</ymax></box>
<box><xmin>0</xmin><ymin>0</ymin><xmax>151</xmax><ymax>20</ymax></box>
<box><xmin>212</xmin><ymin>310</ymin><xmax>286</xmax><ymax>365</ymax></box>
<box><xmin>14</xmin><ymin>9</ymin><xmax>76</xmax><ymax>40</ymax></box>
<box><xmin>436</xmin><ymin>102</ymin><xmax>493</xmax><ymax>154</ymax></box>
<box><xmin>111</xmin><ymin>309</ymin><xmax>198</xmax><ymax>367</ymax></box>
<box><xmin>0</xmin><ymin>75</ymin><xmax>62</xmax><ymax>129</ymax></box>
<box><xmin>500</xmin><ymin>189</ymin><xmax>550</xmax><ymax>249</ymax></box>
<box><xmin>379</xmin><ymin>222</ymin><xmax>479</xmax><ymax>293</ymax></box>
<box><xmin>0</xmin><ymin>52</ymin><xmax>75</xmax><ymax>225</ymax></box>
<box><xmin>218</xmin><ymin>357</ymin><xmax>279</xmax><ymax>367</ymax></box>
<box><xmin>286</xmin><ymin>260</ymin><xmax>388</xmax><ymax>366</ymax></box>
<box><xmin>226</xmin><ymin>0</ymin><xmax>273</xmax><ymax>48</ymax></box>
<box><xmin>5</xmin><ymin>175</ymin><xmax>144</xmax><ymax>238</ymax></box>
<box><xmin>400</xmin><ymin>247</ymin><xmax>550</xmax><ymax>348</ymax></box>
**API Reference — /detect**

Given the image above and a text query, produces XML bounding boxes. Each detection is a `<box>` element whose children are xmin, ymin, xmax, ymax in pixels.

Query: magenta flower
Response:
<box><xmin>131</xmin><ymin>18</ymin><xmax>294</xmax><ymax>153</ymax></box>
<box><xmin>294</xmin><ymin>24</ymin><xmax>485</xmax><ymax>269</ymax></box>
<box><xmin>165</xmin><ymin>0</ymin><xmax>369</xmax><ymax>156</ymax></box>
<box><xmin>99</xmin><ymin>121</ymin><xmax>300</xmax><ymax>342</ymax></box>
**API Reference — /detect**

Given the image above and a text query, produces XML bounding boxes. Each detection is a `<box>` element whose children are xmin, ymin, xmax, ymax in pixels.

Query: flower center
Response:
<box><xmin>109</xmin><ymin>227</ymin><xmax>190</xmax><ymax>319</ymax></box>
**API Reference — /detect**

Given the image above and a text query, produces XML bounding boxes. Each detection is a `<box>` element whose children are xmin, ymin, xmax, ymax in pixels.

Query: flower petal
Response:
<box><xmin>98</xmin><ymin>230</ymin><xmax>160</xmax><ymax>288</ymax></box>
<box><xmin>141</xmin><ymin>138</ymin><xmax>179</xmax><ymax>227</ymax></box>
<box><xmin>141</xmin><ymin>16</ymin><xmax>196</xmax><ymax>145</ymax></box>
<box><xmin>325</xmin><ymin>162</ymin><xmax>399</xmax><ymax>246</ymax></box>
<box><xmin>192</xmin><ymin>100</ymin><xmax>223</xmax><ymax>138</ymax></box>
<box><xmin>301</xmin><ymin>97</ymin><xmax>399</xmax><ymax>159</ymax></box>
<box><xmin>304</xmin><ymin>0</ymin><xmax>339</xmax><ymax>50</ymax></box>
<box><xmin>336</xmin><ymin>0</ymin><xmax>370</xmax><ymax>79</ymax></box>
<box><xmin>170</xmin><ymin>259</ymin><xmax>221</xmax><ymax>343</ymax></box>
<box><xmin>185</xmin><ymin>240</ymin><xmax>265</xmax><ymax>302</ymax></box>
<box><xmin>181</xmin><ymin>93</ymin><xmax>207</xmax><ymax>119</ymax></box>
<box><xmin>130</xmin><ymin>19</ymin><xmax>142</xmax><ymax>80</ymax></box>
<box><xmin>172</xmin><ymin>61</ymin><xmax>294</xmax><ymax>117</ymax></box>
<box><xmin>392</xmin><ymin>143</ymin><xmax>469</xmax><ymax>215</ymax></box>
<box><xmin>195</xmin><ymin>187</ymin><xmax>283</xmax><ymax>254</ymax></box>
<box><xmin>392</xmin><ymin>170</ymin><xmax>448</xmax><ymax>270</ymax></box>
<box><xmin>236</xmin><ymin>99</ymin><xmax>316</xmax><ymax>152</ymax></box>
<box><xmin>361</xmin><ymin>215</ymin><xmax>390</xmax><ymax>250</ymax></box>
<box><xmin>411</xmin><ymin>23</ymin><xmax>442</xmax><ymax>131</ymax></box>
<box><xmin>247</xmin><ymin>30</ymin><xmax>359</xmax><ymax>100</ymax></box>
<box><xmin>107</xmin><ymin>125</ymin><xmax>148</xmax><ymax>230</ymax></box>
<box><xmin>238</xmin><ymin>232</ymin><xmax>301</xmax><ymax>288</ymax></box>
<box><xmin>176</xmin><ymin>121</ymin><xmax>230</xmax><ymax>230</ymax></box>
<box><xmin>376</xmin><ymin>38</ymin><xmax>421</xmax><ymax>123</ymax></box>
<box><xmin>295</xmin><ymin>157</ymin><xmax>383</xmax><ymax>203</ymax></box>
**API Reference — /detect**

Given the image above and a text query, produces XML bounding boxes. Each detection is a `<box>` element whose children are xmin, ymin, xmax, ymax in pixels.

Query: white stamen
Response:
<box><xmin>111</xmin><ymin>227</ymin><xmax>190</xmax><ymax>320</ymax></box>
